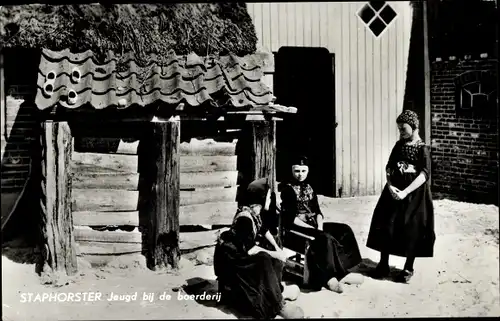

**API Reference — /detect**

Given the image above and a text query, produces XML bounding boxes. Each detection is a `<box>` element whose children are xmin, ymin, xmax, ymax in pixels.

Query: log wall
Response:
<box><xmin>70</xmin><ymin>122</ymin><xmax>239</xmax><ymax>266</ymax></box>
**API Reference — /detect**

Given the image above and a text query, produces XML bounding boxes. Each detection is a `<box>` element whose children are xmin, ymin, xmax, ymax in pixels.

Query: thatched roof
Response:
<box><xmin>0</xmin><ymin>3</ymin><xmax>258</xmax><ymax>65</ymax></box>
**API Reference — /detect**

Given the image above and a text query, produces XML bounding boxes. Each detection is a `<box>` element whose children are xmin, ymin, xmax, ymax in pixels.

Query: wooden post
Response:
<box><xmin>423</xmin><ymin>0</ymin><xmax>432</xmax><ymax>187</ymax></box>
<box><xmin>0</xmin><ymin>52</ymin><xmax>5</xmax><ymax>144</ymax></box>
<box><xmin>238</xmin><ymin>115</ymin><xmax>281</xmax><ymax>246</ymax></box>
<box><xmin>39</xmin><ymin>121</ymin><xmax>77</xmax><ymax>278</ymax></box>
<box><xmin>146</xmin><ymin>118</ymin><xmax>180</xmax><ymax>270</ymax></box>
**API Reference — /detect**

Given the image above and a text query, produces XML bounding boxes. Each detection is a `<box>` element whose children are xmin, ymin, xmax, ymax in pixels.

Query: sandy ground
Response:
<box><xmin>2</xmin><ymin>196</ymin><xmax>499</xmax><ymax>320</ymax></box>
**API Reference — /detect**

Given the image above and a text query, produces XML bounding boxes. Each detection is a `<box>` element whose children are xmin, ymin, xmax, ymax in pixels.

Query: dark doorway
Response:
<box><xmin>273</xmin><ymin>47</ymin><xmax>336</xmax><ymax>197</ymax></box>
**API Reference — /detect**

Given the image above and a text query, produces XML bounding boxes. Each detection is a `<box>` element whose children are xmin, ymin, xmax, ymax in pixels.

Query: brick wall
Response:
<box><xmin>430</xmin><ymin>58</ymin><xmax>498</xmax><ymax>205</ymax></box>
<box><xmin>1</xmin><ymin>49</ymin><xmax>41</xmax><ymax>193</ymax></box>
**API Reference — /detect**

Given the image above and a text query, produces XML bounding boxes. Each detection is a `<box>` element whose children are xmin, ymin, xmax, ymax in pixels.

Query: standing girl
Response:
<box><xmin>366</xmin><ymin>110</ymin><xmax>436</xmax><ymax>283</ymax></box>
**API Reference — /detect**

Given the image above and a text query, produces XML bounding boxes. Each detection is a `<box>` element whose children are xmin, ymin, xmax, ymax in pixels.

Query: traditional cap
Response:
<box><xmin>291</xmin><ymin>155</ymin><xmax>309</xmax><ymax>166</ymax></box>
<box><xmin>396</xmin><ymin>110</ymin><xmax>420</xmax><ymax>130</ymax></box>
<box><xmin>245</xmin><ymin>177</ymin><xmax>269</xmax><ymax>206</ymax></box>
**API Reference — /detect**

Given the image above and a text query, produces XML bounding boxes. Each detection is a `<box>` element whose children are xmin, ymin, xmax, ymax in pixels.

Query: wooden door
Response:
<box><xmin>273</xmin><ymin>47</ymin><xmax>336</xmax><ymax>197</ymax></box>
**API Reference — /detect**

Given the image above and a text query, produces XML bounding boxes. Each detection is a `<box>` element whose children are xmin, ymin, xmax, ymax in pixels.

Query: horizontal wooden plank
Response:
<box><xmin>73</xmin><ymin>211</ymin><xmax>140</xmax><ymax>226</ymax></box>
<box><xmin>74</xmin><ymin>227</ymin><xmax>142</xmax><ymax>243</ymax></box>
<box><xmin>74</xmin><ymin>227</ymin><xmax>229</xmax><ymax>251</ymax></box>
<box><xmin>73</xmin><ymin>138</ymin><xmax>237</xmax><ymax>156</ymax></box>
<box><xmin>180</xmin><ymin>228</ymin><xmax>229</xmax><ymax>251</ymax></box>
<box><xmin>77</xmin><ymin>241</ymin><xmax>142</xmax><ymax>255</ymax></box>
<box><xmin>71</xmin><ymin>154</ymin><xmax>237</xmax><ymax>174</ymax></box>
<box><xmin>71</xmin><ymin>171</ymin><xmax>238</xmax><ymax>190</ymax></box>
<box><xmin>180</xmin><ymin>171</ymin><xmax>238</xmax><ymax>189</ymax></box>
<box><xmin>180</xmin><ymin>187</ymin><xmax>237</xmax><ymax>206</ymax></box>
<box><xmin>72</xmin><ymin>153</ymin><xmax>138</xmax><ymax>173</ymax></box>
<box><xmin>180</xmin><ymin>156</ymin><xmax>237</xmax><ymax>172</ymax></box>
<box><xmin>73</xmin><ymin>201</ymin><xmax>237</xmax><ymax>227</ymax></box>
<box><xmin>72</xmin><ymin>173</ymin><xmax>139</xmax><ymax>190</ymax></box>
<box><xmin>180</xmin><ymin>141</ymin><xmax>236</xmax><ymax>156</ymax></box>
<box><xmin>74</xmin><ymin>139</ymin><xmax>139</xmax><ymax>155</ymax></box>
<box><xmin>72</xmin><ymin>187</ymin><xmax>238</xmax><ymax>211</ymax></box>
<box><xmin>179</xmin><ymin>201</ymin><xmax>237</xmax><ymax>226</ymax></box>
<box><xmin>72</xmin><ymin>189</ymin><xmax>139</xmax><ymax>212</ymax></box>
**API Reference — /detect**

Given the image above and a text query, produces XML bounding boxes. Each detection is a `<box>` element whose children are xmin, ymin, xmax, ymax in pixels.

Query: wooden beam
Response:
<box><xmin>73</xmin><ymin>138</ymin><xmax>237</xmax><ymax>156</ymax></box>
<box><xmin>237</xmin><ymin>119</ymin><xmax>280</xmax><ymax>246</ymax></box>
<box><xmin>237</xmin><ymin>120</ymin><xmax>277</xmax><ymax>188</ymax></box>
<box><xmin>77</xmin><ymin>241</ymin><xmax>142</xmax><ymax>255</ymax></box>
<box><xmin>74</xmin><ymin>227</ymin><xmax>141</xmax><ymax>243</ymax></box>
<box><xmin>72</xmin><ymin>189</ymin><xmax>139</xmax><ymax>212</ymax></box>
<box><xmin>73</xmin><ymin>227</ymin><xmax>229</xmax><ymax>252</ymax></box>
<box><xmin>142</xmin><ymin>119</ymin><xmax>181</xmax><ymax>270</ymax></box>
<box><xmin>71</xmin><ymin>171</ymin><xmax>238</xmax><ymax>190</ymax></box>
<box><xmin>73</xmin><ymin>211</ymin><xmax>140</xmax><ymax>227</ymax></box>
<box><xmin>72</xmin><ymin>154</ymin><xmax>237</xmax><ymax>174</ymax></box>
<box><xmin>72</xmin><ymin>172</ymin><xmax>140</xmax><ymax>190</ymax></box>
<box><xmin>72</xmin><ymin>201</ymin><xmax>238</xmax><ymax>227</ymax></box>
<box><xmin>423</xmin><ymin>0</ymin><xmax>432</xmax><ymax>187</ymax></box>
<box><xmin>39</xmin><ymin>121</ymin><xmax>77</xmax><ymax>278</ymax></box>
<box><xmin>0</xmin><ymin>52</ymin><xmax>5</xmax><ymax>142</ymax></box>
<box><xmin>72</xmin><ymin>187</ymin><xmax>237</xmax><ymax>211</ymax></box>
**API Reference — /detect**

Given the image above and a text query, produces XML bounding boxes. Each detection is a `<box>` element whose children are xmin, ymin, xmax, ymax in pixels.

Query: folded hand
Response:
<box><xmin>274</xmin><ymin>250</ymin><xmax>289</xmax><ymax>262</ymax></box>
<box><xmin>247</xmin><ymin>246</ymin><xmax>261</xmax><ymax>255</ymax></box>
<box><xmin>389</xmin><ymin>185</ymin><xmax>408</xmax><ymax>200</ymax></box>
<box><xmin>389</xmin><ymin>185</ymin><xmax>400</xmax><ymax>199</ymax></box>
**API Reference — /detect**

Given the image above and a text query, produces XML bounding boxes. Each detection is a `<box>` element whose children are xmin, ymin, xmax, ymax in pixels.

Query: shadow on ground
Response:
<box><xmin>183</xmin><ymin>277</ymin><xmax>250</xmax><ymax>319</ymax></box>
<box><xmin>350</xmin><ymin>257</ymin><xmax>403</xmax><ymax>282</ymax></box>
<box><xmin>2</xmin><ymin>237</ymin><xmax>40</xmax><ymax>266</ymax></box>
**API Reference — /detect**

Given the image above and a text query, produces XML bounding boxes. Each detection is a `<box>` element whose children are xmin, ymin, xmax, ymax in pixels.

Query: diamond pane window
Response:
<box><xmin>379</xmin><ymin>5</ymin><xmax>397</xmax><ymax>25</ymax></box>
<box><xmin>369</xmin><ymin>1</ymin><xmax>385</xmax><ymax>11</ymax></box>
<box><xmin>357</xmin><ymin>1</ymin><xmax>397</xmax><ymax>37</ymax></box>
<box><xmin>359</xmin><ymin>4</ymin><xmax>376</xmax><ymax>24</ymax></box>
<box><xmin>369</xmin><ymin>17</ymin><xmax>386</xmax><ymax>37</ymax></box>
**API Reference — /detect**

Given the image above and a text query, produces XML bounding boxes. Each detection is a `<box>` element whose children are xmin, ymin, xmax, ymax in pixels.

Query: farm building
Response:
<box><xmin>0</xmin><ymin>1</ymin><xmax>498</xmax><ymax>277</ymax></box>
<box><xmin>0</xmin><ymin>3</ymin><xmax>295</xmax><ymax>278</ymax></box>
<box><xmin>245</xmin><ymin>0</ymin><xmax>498</xmax><ymax>203</ymax></box>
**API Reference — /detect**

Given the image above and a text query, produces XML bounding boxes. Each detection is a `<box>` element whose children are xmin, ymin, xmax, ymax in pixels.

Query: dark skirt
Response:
<box><xmin>284</xmin><ymin>222</ymin><xmax>362</xmax><ymax>290</ymax></box>
<box><xmin>366</xmin><ymin>180</ymin><xmax>436</xmax><ymax>258</ymax></box>
<box><xmin>214</xmin><ymin>237</ymin><xmax>284</xmax><ymax>319</ymax></box>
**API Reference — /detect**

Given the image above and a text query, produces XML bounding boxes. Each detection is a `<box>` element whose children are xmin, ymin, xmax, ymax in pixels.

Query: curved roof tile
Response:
<box><xmin>35</xmin><ymin>48</ymin><xmax>280</xmax><ymax>111</ymax></box>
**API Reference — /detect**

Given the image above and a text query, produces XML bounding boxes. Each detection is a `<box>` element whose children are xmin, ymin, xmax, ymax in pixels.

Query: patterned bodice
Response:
<box><xmin>399</xmin><ymin>140</ymin><xmax>425</xmax><ymax>163</ymax></box>
<box><xmin>288</xmin><ymin>183</ymin><xmax>315</xmax><ymax>214</ymax></box>
<box><xmin>387</xmin><ymin>139</ymin><xmax>427</xmax><ymax>188</ymax></box>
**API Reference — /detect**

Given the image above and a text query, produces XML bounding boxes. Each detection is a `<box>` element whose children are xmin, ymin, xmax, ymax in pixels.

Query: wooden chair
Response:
<box><xmin>282</xmin><ymin>229</ymin><xmax>315</xmax><ymax>285</ymax></box>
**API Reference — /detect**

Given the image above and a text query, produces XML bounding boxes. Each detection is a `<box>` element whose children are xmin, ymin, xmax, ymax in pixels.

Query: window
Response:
<box><xmin>454</xmin><ymin>71</ymin><xmax>497</xmax><ymax>110</ymax></box>
<box><xmin>357</xmin><ymin>1</ymin><xmax>397</xmax><ymax>37</ymax></box>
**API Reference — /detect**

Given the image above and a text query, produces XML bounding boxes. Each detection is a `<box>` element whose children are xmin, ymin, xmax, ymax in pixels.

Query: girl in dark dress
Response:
<box><xmin>280</xmin><ymin>156</ymin><xmax>363</xmax><ymax>293</ymax></box>
<box><xmin>213</xmin><ymin>205</ymin><xmax>303</xmax><ymax>319</ymax></box>
<box><xmin>366</xmin><ymin>110</ymin><xmax>436</xmax><ymax>283</ymax></box>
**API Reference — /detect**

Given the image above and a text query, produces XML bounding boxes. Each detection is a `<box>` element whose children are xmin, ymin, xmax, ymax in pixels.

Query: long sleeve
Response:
<box><xmin>310</xmin><ymin>192</ymin><xmax>324</xmax><ymax>218</ymax></box>
<box><xmin>386</xmin><ymin>141</ymin><xmax>400</xmax><ymax>172</ymax></box>
<box><xmin>417</xmin><ymin>144</ymin><xmax>432</xmax><ymax>181</ymax></box>
<box><xmin>280</xmin><ymin>185</ymin><xmax>298</xmax><ymax>229</ymax></box>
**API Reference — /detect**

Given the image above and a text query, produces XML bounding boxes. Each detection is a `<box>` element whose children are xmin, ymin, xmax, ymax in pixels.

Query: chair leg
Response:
<box><xmin>303</xmin><ymin>242</ymin><xmax>311</xmax><ymax>285</ymax></box>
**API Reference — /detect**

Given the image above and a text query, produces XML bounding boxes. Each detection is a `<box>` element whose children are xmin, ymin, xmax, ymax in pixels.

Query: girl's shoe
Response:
<box><xmin>327</xmin><ymin>277</ymin><xmax>344</xmax><ymax>293</ymax></box>
<box><xmin>279</xmin><ymin>301</ymin><xmax>304</xmax><ymax>319</ymax></box>
<box><xmin>395</xmin><ymin>269</ymin><xmax>414</xmax><ymax>283</ymax></box>
<box><xmin>370</xmin><ymin>263</ymin><xmax>390</xmax><ymax>279</ymax></box>
<box><xmin>340</xmin><ymin>272</ymin><xmax>365</xmax><ymax>285</ymax></box>
<box><xmin>282</xmin><ymin>284</ymin><xmax>300</xmax><ymax>301</ymax></box>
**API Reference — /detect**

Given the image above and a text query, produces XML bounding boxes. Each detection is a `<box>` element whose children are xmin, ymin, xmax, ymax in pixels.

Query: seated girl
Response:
<box><xmin>280</xmin><ymin>156</ymin><xmax>364</xmax><ymax>293</ymax></box>
<box><xmin>213</xmin><ymin>204</ymin><xmax>303</xmax><ymax>319</ymax></box>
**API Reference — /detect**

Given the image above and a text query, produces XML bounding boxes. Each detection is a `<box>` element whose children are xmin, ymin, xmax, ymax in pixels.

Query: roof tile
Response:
<box><xmin>35</xmin><ymin>49</ymin><xmax>280</xmax><ymax>112</ymax></box>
